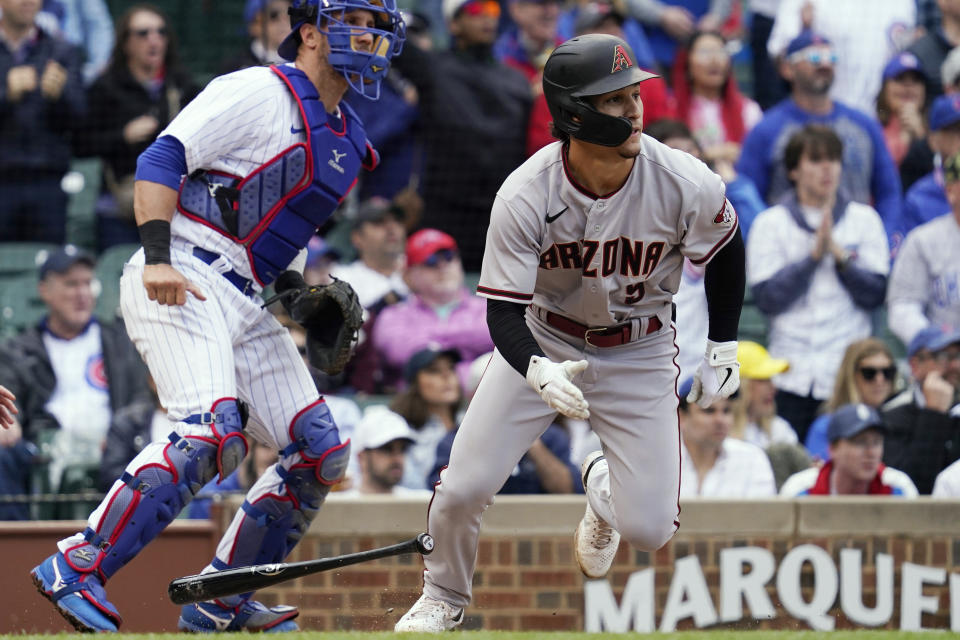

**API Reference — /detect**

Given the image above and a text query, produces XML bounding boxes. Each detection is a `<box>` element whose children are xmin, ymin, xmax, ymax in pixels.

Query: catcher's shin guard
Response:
<box><xmin>211</xmin><ymin>400</ymin><xmax>349</xmax><ymax>606</ymax></box>
<box><xmin>62</xmin><ymin>399</ymin><xmax>246</xmax><ymax>582</ymax></box>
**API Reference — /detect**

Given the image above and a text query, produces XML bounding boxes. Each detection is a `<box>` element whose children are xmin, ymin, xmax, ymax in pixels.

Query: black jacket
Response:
<box><xmin>72</xmin><ymin>65</ymin><xmax>198</xmax><ymax>181</ymax></box>
<box><xmin>0</xmin><ymin>320</ymin><xmax>151</xmax><ymax>442</ymax></box>
<box><xmin>881</xmin><ymin>386</ymin><xmax>960</xmax><ymax>494</ymax></box>
<box><xmin>394</xmin><ymin>42</ymin><xmax>531</xmax><ymax>271</ymax></box>
<box><xmin>0</xmin><ymin>28</ymin><xmax>85</xmax><ymax>173</ymax></box>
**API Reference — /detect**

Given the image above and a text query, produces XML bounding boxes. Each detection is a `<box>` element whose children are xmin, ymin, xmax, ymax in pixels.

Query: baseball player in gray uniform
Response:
<box><xmin>395</xmin><ymin>33</ymin><xmax>745</xmax><ymax>632</ymax></box>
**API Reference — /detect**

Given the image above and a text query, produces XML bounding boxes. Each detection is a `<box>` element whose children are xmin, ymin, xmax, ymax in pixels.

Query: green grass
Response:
<box><xmin>0</xmin><ymin>633</ymin><xmax>948</xmax><ymax>640</ymax></box>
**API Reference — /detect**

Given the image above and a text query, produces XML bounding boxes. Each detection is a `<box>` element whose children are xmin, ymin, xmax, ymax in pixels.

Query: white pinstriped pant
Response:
<box><xmin>58</xmin><ymin>245</ymin><xmax>323</xmax><ymax>567</ymax></box>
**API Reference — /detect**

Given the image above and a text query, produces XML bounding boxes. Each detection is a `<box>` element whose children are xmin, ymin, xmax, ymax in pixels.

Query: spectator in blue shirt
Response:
<box><xmin>736</xmin><ymin>30</ymin><xmax>903</xmax><ymax>252</ymax></box>
<box><xmin>901</xmin><ymin>94</ymin><xmax>960</xmax><ymax>238</ymax></box>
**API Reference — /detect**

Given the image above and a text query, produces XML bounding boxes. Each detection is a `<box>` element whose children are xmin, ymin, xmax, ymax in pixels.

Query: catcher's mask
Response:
<box><xmin>279</xmin><ymin>0</ymin><xmax>406</xmax><ymax>100</ymax></box>
<box><xmin>542</xmin><ymin>34</ymin><xmax>658</xmax><ymax>147</ymax></box>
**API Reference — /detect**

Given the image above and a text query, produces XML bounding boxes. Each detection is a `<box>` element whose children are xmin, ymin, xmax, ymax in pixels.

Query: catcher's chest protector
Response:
<box><xmin>176</xmin><ymin>65</ymin><xmax>376</xmax><ymax>286</ymax></box>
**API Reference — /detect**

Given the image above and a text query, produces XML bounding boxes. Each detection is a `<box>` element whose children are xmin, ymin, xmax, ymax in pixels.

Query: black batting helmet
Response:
<box><xmin>543</xmin><ymin>34</ymin><xmax>658</xmax><ymax>147</ymax></box>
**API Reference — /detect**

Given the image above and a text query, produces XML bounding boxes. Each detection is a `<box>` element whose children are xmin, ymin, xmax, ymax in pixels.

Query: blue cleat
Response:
<box><xmin>30</xmin><ymin>552</ymin><xmax>121</xmax><ymax>633</ymax></box>
<box><xmin>178</xmin><ymin>600</ymin><xmax>299</xmax><ymax>632</ymax></box>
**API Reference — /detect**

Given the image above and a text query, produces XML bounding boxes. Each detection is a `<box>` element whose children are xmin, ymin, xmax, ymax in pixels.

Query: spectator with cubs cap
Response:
<box><xmin>780</xmin><ymin>403</ymin><xmax>918</xmax><ymax>496</ymax></box>
<box><xmin>371</xmin><ymin>228</ymin><xmax>494</xmax><ymax>392</ymax></box>
<box><xmin>341</xmin><ymin>405</ymin><xmax>431</xmax><ymax>496</ymax></box>
<box><xmin>900</xmin><ymin>94</ymin><xmax>960</xmax><ymax>236</ymax></box>
<box><xmin>888</xmin><ymin>148</ymin><xmax>960</xmax><ymax>348</ymax></box>
<box><xmin>766</xmin><ymin>0</ymin><xmax>916</xmax><ymax>115</ymax></box>
<box><xmin>737</xmin><ymin>30</ymin><xmax>904</xmax><ymax>251</ymax></box>
<box><xmin>677</xmin><ymin>376</ymin><xmax>777</xmax><ymax>498</ymax></box>
<box><xmin>391</xmin><ymin>0</ymin><xmax>531</xmax><ymax>270</ymax></box>
<box><xmin>730</xmin><ymin>341</ymin><xmax>798</xmax><ymax>449</ymax></box>
<box><xmin>882</xmin><ymin>325</ymin><xmax>960</xmax><ymax>493</ymax></box>
<box><xmin>876</xmin><ymin>52</ymin><xmax>929</xmax><ymax>168</ymax></box>
<box><xmin>0</xmin><ymin>246</ymin><xmax>150</xmax><ymax>519</ymax></box>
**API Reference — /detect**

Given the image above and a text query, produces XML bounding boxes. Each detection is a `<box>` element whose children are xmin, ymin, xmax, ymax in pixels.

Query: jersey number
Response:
<box><xmin>625</xmin><ymin>283</ymin><xmax>645</xmax><ymax>304</ymax></box>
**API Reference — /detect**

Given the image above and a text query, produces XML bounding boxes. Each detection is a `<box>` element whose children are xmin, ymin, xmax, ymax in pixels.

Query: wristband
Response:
<box><xmin>138</xmin><ymin>220</ymin><xmax>171</xmax><ymax>265</ymax></box>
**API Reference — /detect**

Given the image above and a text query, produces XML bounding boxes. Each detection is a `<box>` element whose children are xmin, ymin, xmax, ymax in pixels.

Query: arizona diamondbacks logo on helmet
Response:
<box><xmin>611</xmin><ymin>45</ymin><xmax>633</xmax><ymax>73</ymax></box>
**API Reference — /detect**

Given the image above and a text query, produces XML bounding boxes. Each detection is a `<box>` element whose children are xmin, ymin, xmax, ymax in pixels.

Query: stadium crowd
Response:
<box><xmin>1</xmin><ymin>0</ymin><xmax>959</xmax><ymax>520</ymax></box>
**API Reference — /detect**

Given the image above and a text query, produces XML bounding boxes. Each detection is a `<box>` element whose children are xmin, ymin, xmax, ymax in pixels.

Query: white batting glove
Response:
<box><xmin>526</xmin><ymin>356</ymin><xmax>590</xmax><ymax>419</ymax></box>
<box><xmin>687</xmin><ymin>340</ymin><xmax>740</xmax><ymax>408</ymax></box>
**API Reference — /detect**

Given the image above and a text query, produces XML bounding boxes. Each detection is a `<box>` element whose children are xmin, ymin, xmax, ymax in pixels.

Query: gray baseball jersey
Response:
<box><xmin>420</xmin><ymin>137</ymin><xmax>738</xmax><ymax>608</ymax></box>
<box><xmin>478</xmin><ymin>136</ymin><xmax>737</xmax><ymax>326</ymax></box>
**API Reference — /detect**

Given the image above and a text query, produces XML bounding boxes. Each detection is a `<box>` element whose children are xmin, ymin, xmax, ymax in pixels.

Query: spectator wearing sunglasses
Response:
<box><xmin>884</xmin><ymin>325</ymin><xmax>960</xmax><ymax>494</ymax></box>
<box><xmin>737</xmin><ymin>30</ymin><xmax>903</xmax><ymax>252</ymax></box>
<box><xmin>391</xmin><ymin>0</ymin><xmax>531</xmax><ymax>271</ymax></box>
<box><xmin>72</xmin><ymin>3</ymin><xmax>197</xmax><ymax>251</ymax></box>
<box><xmin>371</xmin><ymin>228</ymin><xmax>494</xmax><ymax>393</ymax></box>
<box><xmin>780</xmin><ymin>402</ymin><xmax>918</xmax><ymax>497</ymax></box>
<box><xmin>803</xmin><ymin>338</ymin><xmax>897</xmax><ymax>461</ymax></box>
<box><xmin>219</xmin><ymin>0</ymin><xmax>290</xmax><ymax>73</ymax></box>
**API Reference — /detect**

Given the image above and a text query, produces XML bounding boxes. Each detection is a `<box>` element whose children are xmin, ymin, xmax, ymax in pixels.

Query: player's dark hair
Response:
<box><xmin>784</xmin><ymin>124</ymin><xmax>843</xmax><ymax>175</ymax></box>
<box><xmin>108</xmin><ymin>3</ymin><xmax>187</xmax><ymax>83</ymax></box>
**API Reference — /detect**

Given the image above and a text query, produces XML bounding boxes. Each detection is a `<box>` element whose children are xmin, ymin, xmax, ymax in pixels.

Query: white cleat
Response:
<box><xmin>575</xmin><ymin>452</ymin><xmax>621</xmax><ymax>579</ymax></box>
<box><xmin>394</xmin><ymin>594</ymin><xmax>464</xmax><ymax>632</ymax></box>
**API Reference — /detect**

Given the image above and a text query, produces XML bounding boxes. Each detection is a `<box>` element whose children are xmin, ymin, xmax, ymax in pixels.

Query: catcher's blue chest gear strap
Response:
<box><xmin>176</xmin><ymin>64</ymin><xmax>376</xmax><ymax>286</ymax></box>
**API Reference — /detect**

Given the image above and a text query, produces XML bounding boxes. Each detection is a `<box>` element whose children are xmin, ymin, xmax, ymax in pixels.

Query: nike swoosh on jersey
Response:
<box><xmin>290</xmin><ymin>125</ymin><xmax>305</xmax><ymax>134</ymax></box>
<box><xmin>545</xmin><ymin>206</ymin><xmax>569</xmax><ymax>224</ymax></box>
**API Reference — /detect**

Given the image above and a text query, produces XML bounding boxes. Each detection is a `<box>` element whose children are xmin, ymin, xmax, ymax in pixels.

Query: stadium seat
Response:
<box><xmin>95</xmin><ymin>243</ymin><xmax>139</xmax><ymax>321</ymax></box>
<box><xmin>56</xmin><ymin>463</ymin><xmax>102</xmax><ymax>520</ymax></box>
<box><xmin>0</xmin><ymin>273</ymin><xmax>44</xmax><ymax>338</ymax></box>
<box><xmin>0</xmin><ymin>243</ymin><xmax>58</xmax><ymax>278</ymax></box>
<box><xmin>28</xmin><ymin>429</ymin><xmax>57</xmax><ymax>520</ymax></box>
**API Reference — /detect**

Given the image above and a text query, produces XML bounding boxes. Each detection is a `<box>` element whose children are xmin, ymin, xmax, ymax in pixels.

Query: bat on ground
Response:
<box><xmin>168</xmin><ymin>532</ymin><xmax>434</xmax><ymax>605</ymax></box>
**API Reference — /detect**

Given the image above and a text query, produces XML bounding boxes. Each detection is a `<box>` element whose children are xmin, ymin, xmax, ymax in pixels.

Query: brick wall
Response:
<box><xmin>234</xmin><ymin>496</ymin><xmax>960</xmax><ymax>632</ymax></box>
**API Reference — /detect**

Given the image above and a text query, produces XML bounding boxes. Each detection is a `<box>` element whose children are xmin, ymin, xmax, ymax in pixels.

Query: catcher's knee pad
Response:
<box><xmin>63</xmin><ymin>400</ymin><xmax>247</xmax><ymax>581</ymax></box>
<box><xmin>219</xmin><ymin>401</ymin><xmax>349</xmax><ymax>571</ymax></box>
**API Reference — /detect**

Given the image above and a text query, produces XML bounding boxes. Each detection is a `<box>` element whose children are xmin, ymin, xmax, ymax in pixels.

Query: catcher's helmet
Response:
<box><xmin>278</xmin><ymin>0</ymin><xmax>405</xmax><ymax>100</ymax></box>
<box><xmin>543</xmin><ymin>34</ymin><xmax>658</xmax><ymax>147</ymax></box>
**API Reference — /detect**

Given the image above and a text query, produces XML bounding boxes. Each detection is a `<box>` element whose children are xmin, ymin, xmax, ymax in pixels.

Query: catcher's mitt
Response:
<box><xmin>267</xmin><ymin>276</ymin><xmax>364</xmax><ymax>375</ymax></box>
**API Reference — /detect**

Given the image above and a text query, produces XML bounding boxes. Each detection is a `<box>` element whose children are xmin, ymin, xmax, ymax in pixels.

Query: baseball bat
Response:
<box><xmin>168</xmin><ymin>533</ymin><xmax>434</xmax><ymax>605</ymax></box>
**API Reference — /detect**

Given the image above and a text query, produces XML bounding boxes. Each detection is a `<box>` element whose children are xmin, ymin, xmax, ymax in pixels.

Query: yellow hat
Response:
<box><xmin>737</xmin><ymin>341</ymin><xmax>789</xmax><ymax>379</ymax></box>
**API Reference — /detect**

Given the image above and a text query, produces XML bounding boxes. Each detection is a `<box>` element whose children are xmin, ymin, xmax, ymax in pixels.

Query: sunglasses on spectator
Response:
<box><xmin>789</xmin><ymin>48</ymin><xmax>837</xmax><ymax>66</ymax></box>
<box><xmin>422</xmin><ymin>248</ymin><xmax>458</xmax><ymax>267</ymax></box>
<box><xmin>858</xmin><ymin>366</ymin><xmax>896</xmax><ymax>382</ymax></box>
<box><xmin>132</xmin><ymin>26</ymin><xmax>167</xmax><ymax>38</ymax></box>
<box><xmin>460</xmin><ymin>0</ymin><xmax>501</xmax><ymax>18</ymax></box>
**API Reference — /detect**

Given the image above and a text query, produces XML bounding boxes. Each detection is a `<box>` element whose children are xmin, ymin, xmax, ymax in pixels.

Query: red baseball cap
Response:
<box><xmin>406</xmin><ymin>229</ymin><xmax>458</xmax><ymax>266</ymax></box>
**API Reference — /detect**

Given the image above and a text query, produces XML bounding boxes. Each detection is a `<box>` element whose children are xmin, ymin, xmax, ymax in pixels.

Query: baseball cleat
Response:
<box><xmin>178</xmin><ymin>601</ymin><xmax>299</xmax><ymax>633</ymax></box>
<box><xmin>394</xmin><ymin>594</ymin><xmax>464</xmax><ymax>632</ymax></box>
<box><xmin>575</xmin><ymin>452</ymin><xmax>621</xmax><ymax>579</ymax></box>
<box><xmin>31</xmin><ymin>551</ymin><xmax>122</xmax><ymax>632</ymax></box>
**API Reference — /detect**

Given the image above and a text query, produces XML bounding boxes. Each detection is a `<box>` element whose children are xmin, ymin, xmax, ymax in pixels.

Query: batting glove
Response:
<box><xmin>687</xmin><ymin>340</ymin><xmax>740</xmax><ymax>408</ymax></box>
<box><xmin>526</xmin><ymin>356</ymin><xmax>590</xmax><ymax>419</ymax></box>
